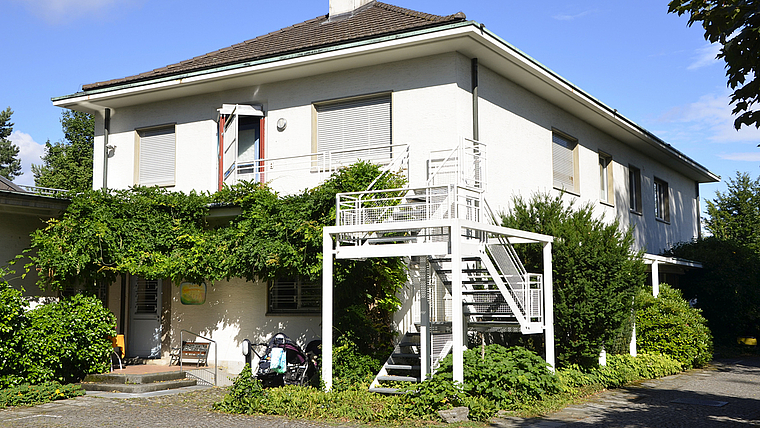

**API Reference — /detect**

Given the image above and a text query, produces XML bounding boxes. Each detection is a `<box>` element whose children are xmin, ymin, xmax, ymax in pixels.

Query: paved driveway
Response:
<box><xmin>1</xmin><ymin>357</ymin><xmax>758</xmax><ymax>427</ymax></box>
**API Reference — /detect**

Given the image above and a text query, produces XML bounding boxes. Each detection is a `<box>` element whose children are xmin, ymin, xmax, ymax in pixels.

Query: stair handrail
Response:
<box><xmin>427</xmin><ymin>145</ymin><xmax>460</xmax><ymax>187</ymax></box>
<box><xmin>364</xmin><ymin>144</ymin><xmax>410</xmax><ymax>192</ymax></box>
<box><xmin>179</xmin><ymin>329</ymin><xmax>217</xmax><ymax>386</ymax></box>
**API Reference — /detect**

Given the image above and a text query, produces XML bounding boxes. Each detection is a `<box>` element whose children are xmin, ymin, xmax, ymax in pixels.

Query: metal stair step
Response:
<box><xmin>369</xmin><ymin>387</ymin><xmax>407</xmax><ymax>395</ymax></box>
<box><xmin>377</xmin><ymin>375</ymin><xmax>420</xmax><ymax>382</ymax></box>
<box><xmin>391</xmin><ymin>353</ymin><xmax>420</xmax><ymax>359</ymax></box>
<box><xmin>385</xmin><ymin>364</ymin><xmax>421</xmax><ymax>371</ymax></box>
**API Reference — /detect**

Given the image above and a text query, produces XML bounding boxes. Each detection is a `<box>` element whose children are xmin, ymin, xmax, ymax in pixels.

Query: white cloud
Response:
<box><xmin>552</xmin><ymin>10</ymin><xmax>594</xmax><ymax>21</ymax></box>
<box><xmin>718</xmin><ymin>152</ymin><xmax>760</xmax><ymax>161</ymax></box>
<box><xmin>687</xmin><ymin>43</ymin><xmax>722</xmax><ymax>70</ymax></box>
<box><xmin>13</xmin><ymin>0</ymin><xmax>141</xmax><ymax>23</ymax></box>
<box><xmin>9</xmin><ymin>131</ymin><xmax>45</xmax><ymax>186</ymax></box>
<box><xmin>658</xmin><ymin>91</ymin><xmax>760</xmax><ymax>144</ymax></box>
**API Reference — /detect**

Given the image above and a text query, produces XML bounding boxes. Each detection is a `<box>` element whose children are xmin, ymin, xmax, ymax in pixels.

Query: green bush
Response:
<box><xmin>214</xmin><ymin>365</ymin><xmax>407</xmax><ymax>423</ymax></box>
<box><xmin>0</xmin><ymin>292</ymin><xmax>117</xmax><ymax>386</ymax></box>
<box><xmin>501</xmin><ymin>194</ymin><xmax>646</xmax><ymax>368</ymax></box>
<box><xmin>331</xmin><ymin>337</ymin><xmax>382</xmax><ymax>391</ymax></box>
<box><xmin>557</xmin><ymin>353</ymin><xmax>682</xmax><ymax>390</ymax></box>
<box><xmin>0</xmin><ymin>382</ymin><xmax>84</xmax><ymax>408</ymax></box>
<box><xmin>20</xmin><ymin>294</ymin><xmax>116</xmax><ymax>384</ymax></box>
<box><xmin>434</xmin><ymin>345</ymin><xmax>561</xmax><ymax>409</ymax></box>
<box><xmin>0</xmin><ymin>270</ymin><xmax>27</xmax><ymax>388</ymax></box>
<box><xmin>635</xmin><ymin>284</ymin><xmax>713</xmax><ymax>369</ymax></box>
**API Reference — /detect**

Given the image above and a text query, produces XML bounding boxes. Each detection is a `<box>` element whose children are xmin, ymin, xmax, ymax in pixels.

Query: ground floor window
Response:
<box><xmin>268</xmin><ymin>276</ymin><xmax>320</xmax><ymax>314</ymax></box>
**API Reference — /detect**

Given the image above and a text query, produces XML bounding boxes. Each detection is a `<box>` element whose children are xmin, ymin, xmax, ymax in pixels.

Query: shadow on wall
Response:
<box><xmin>170</xmin><ymin>278</ymin><xmax>321</xmax><ymax>362</ymax></box>
<box><xmin>614</xmin><ymin>178</ymin><xmax>696</xmax><ymax>255</ymax></box>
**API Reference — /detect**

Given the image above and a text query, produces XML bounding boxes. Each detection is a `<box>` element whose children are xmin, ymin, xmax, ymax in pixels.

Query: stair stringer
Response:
<box><xmin>474</xmin><ymin>246</ymin><xmax>543</xmax><ymax>334</ymax></box>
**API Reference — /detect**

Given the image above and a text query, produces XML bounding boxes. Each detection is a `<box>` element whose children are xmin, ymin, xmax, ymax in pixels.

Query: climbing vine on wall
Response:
<box><xmin>24</xmin><ymin>162</ymin><xmax>407</xmax><ymax>354</ymax></box>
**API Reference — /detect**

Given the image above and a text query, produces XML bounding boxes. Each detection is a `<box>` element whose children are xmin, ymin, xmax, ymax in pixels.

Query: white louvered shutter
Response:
<box><xmin>552</xmin><ymin>133</ymin><xmax>575</xmax><ymax>190</ymax></box>
<box><xmin>139</xmin><ymin>126</ymin><xmax>176</xmax><ymax>187</ymax></box>
<box><xmin>317</xmin><ymin>95</ymin><xmax>391</xmax><ymax>164</ymax></box>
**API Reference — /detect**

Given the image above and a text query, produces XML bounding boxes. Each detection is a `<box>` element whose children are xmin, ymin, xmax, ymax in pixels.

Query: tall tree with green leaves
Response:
<box><xmin>32</xmin><ymin>111</ymin><xmax>94</xmax><ymax>192</ymax></box>
<box><xmin>668</xmin><ymin>0</ymin><xmax>760</xmax><ymax>129</ymax></box>
<box><xmin>704</xmin><ymin>171</ymin><xmax>760</xmax><ymax>251</ymax></box>
<box><xmin>0</xmin><ymin>107</ymin><xmax>22</xmax><ymax>181</ymax></box>
<box><xmin>501</xmin><ymin>194</ymin><xmax>645</xmax><ymax>368</ymax></box>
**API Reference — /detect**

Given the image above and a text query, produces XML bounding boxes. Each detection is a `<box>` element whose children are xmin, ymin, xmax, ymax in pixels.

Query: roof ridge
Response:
<box><xmin>374</xmin><ymin>1</ymin><xmax>465</xmax><ymax>21</ymax></box>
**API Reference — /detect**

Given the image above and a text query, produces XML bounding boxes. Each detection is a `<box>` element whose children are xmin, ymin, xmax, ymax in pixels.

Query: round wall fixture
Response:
<box><xmin>276</xmin><ymin>118</ymin><xmax>287</xmax><ymax>131</ymax></box>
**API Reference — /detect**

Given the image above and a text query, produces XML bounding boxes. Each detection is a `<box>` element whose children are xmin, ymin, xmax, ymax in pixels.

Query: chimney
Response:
<box><xmin>329</xmin><ymin>0</ymin><xmax>373</xmax><ymax>19</ymax></box>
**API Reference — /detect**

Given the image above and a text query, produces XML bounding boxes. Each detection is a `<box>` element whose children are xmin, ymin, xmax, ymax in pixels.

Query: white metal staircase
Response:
<box><xmin>321</xmin><ymin>138</ymin><xmax>554</xmax><ymax>392</ymax></box>
<box><xmin>325</xmin><ymin>139</ymin><xmax>546</xmax><ymax>394</ymax></box>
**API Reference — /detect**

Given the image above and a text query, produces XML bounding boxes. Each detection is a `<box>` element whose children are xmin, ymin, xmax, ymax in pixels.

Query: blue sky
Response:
<box><xmin>2</xmin><ymin>0</ymin><xmax>759</xmax><ymax>207</ymax></box>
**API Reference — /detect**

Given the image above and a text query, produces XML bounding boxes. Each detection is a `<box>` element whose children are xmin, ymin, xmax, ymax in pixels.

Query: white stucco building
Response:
<box><xmin>52</xmin><ymin>0</ymin><xmax>718</xmax><ymax>384</ymax></box>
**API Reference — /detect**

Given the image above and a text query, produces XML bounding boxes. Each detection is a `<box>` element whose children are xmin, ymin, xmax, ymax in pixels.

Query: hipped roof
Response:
<box><xmin>82</xmin><ymin>1</ymin><xmax>465</xmax><ymax>91</ymax></box>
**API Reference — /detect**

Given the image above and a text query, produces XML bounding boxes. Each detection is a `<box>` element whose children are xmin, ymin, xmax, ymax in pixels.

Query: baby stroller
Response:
<box><xmin>252</xmin><ymin>333</ymin><xmax>321</xmax><ymax>387</ymax></box>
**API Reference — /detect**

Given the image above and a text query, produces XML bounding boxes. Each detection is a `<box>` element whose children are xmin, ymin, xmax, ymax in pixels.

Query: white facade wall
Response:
<box><xmin>169</xmin><ymin>278</ymin><xmax>320</xmax><ymax>378</ymax></box>
<box><xmin>94</xmin><ymin>51</ymin><xmax>701</xmax><ymax>361</ymax></box>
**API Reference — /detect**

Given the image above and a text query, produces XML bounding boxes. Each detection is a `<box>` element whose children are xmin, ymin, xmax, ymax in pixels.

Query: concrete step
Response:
<box><xmin>80</xmin><ymin>378</ymin><xmax>197</xmax><ymax>393</ymax></box>
<box><xmin>83</xmin><ymin>371</ymin><xmax>188</xmax><ymax>384</ymax></box>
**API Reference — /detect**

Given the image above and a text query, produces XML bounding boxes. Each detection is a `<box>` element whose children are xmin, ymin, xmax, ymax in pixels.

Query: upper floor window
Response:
<box><xmin>268</xmin><ymin>276</ymin><xmax>320</xmax><ymax>314</ymax></box>
<box><xmin>552</xmin><ymin>131</ymin><xmax>578</xmax><ymax>193</ymax></box>
<box><xmin>137</xmin><ymin>125</ymin><xmax>175</xmax><ymax>187</ymax></box>
<box><xmin>315</xmin><ymin>94</ymin><xmax>391</xmax><ymax>166</ymax></box>
<box><xmin>628</xmin><ymin>165</ymin><xmax>642</xmax><ymax>214</ymax></box>
<box><xmin>654</xmin><ymin>177</ymin><xmax>670</xmax><ymax>222</ymax></box>
<box><xmin>599</xmin><ymin>152</ymin><xmax>613</xmax><ymax>204</ymax></box>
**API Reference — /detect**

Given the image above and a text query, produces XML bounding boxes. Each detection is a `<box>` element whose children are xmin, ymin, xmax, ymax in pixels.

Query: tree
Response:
<box><xmin>704</xmin><ymin>171</ymin><xmax>760</xmax><ymax>251</ymax></box>
<box><xmin>32</xmin><ymin>111</ymin><xmax>94</xmax><ymax>192</ymax></box>
<box><xmin>666</xmin><ymin>238</ymin><xmax>760</xmax><ymax>345</ymax></box>
<box><xmin>0</xmin><ymin>107</ymin><xmax>22</xmax><ymax>181</ymax></box>
<box><xmin>501</xmin><ymin>194</ymin><xmax>646</xmax><ymax>368</ymax></box>
<box><xmin>668</xmin><ymin>0</ymin><xmax>760</xmax><ymax>129</ymax></box>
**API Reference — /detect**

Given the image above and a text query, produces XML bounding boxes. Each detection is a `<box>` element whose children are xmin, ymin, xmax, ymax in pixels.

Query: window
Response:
<box><xmin>552</xmin><ymin>131</ymin><xmax>578</xmax><ymax>192</ymax></box>
<box><xmin>137</xmin><ymin>126</ymin><xmax>175</xmax><ymax>187</ymax></box>
<box><xmin>599</xmin><ymin>152</ymin><xmax>613</xmax><ymax>204</ymax></box>
<box><xmin>315</xmin><ymin>94</ymin><xmax>392</xmax><ymax>165</ymax></box>
<box><xmin>268</xmin><ymin>276</ymin><xmax>320</xmax><ymax>314</ymax></box>
<box><xmin>628</xmin><ymin>165</ymin><xmax>642</xmax><ymax>214</ymax></box>
<box><xmin>654</xmin><ymin>177</ymin><xmax>670</xmax><ymax>222</ymax></box>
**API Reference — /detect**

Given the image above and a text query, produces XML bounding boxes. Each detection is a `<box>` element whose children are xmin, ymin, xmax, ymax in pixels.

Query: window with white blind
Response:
<box><xmin>552</xmin><ymin>132</ymin><xmax>577</xmax><ymax>192</ymax></box>
<box><xmin>315</xmin><ymin>94</ymin><xmax>391</xmax><ymax>165</ymax></box>
<box><xmin>268</xmin><ymin>276</ymin><xmax>320</xmax><ymax>314</ymax></box>
<box><xmin>137</xmin><ymin>126</ymin><xmax>176</xmax><ymax>187</ymax></box>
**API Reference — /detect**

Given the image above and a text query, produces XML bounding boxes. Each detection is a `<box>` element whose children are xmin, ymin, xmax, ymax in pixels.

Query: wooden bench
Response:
<box><xmin>170</xmin><ymin>341</ymin><xmax>210</xmax><ymax>366</ymax></box>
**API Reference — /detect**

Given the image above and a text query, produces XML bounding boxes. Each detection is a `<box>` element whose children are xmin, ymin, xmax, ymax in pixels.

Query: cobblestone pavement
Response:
<box><xmin>493</xmin><ymin>357</ymin><xmax>760</xmax><ymax>427</ymax></box>
<box><xmin>1</xmin><ymin>357</ymin><xmax>758</xmax><ymax>427</ymax></box>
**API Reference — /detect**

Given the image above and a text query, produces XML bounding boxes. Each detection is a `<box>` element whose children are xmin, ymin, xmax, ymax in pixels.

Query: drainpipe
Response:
<box><xmin>471</xmin><ymin>58</ymin><xmax>479</xmax><ymax>141</ymax></box>
<box><xmin>103</xmin><ymin>108</ymin><xmax>111</xmax><ymax>190</ymax></box>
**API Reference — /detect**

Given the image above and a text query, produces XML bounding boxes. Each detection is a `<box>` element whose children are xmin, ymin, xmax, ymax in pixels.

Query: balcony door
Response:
<box><xmin>220</xmin><ymin>104</ymin><xmax>264</xmax><ymax>187</ymax></box>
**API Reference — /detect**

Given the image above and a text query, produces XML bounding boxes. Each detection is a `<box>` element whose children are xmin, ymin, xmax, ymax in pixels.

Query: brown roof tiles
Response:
<box><xmin>82</xmin><ymin>1</ymin><xmax>466</xmax><ymax>91</ymax></box>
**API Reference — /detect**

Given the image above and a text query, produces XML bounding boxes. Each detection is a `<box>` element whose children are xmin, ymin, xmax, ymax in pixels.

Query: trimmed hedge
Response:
<box><xmin>635</xmin><ymin>284</ymin><xmax>713</xmax><ymax>369</ymax></box>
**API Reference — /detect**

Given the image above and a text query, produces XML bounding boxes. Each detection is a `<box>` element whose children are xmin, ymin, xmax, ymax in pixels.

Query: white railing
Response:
<box><xmin>336</xmin><ymin>184</ymin><xmax>484</xmax><ymax>227</ymax></box>
<box><xmin>427</xmin><ymin>138</ymin><xmax>486</xmax><ymax>191</ymax></box>
<box><xmin>179</xmin><ymin>329</ymin><xmax>217</xmax><ymax>387</ymax></box>
<box><xmin>17</xmin><ymin>185</ymin><xmax>68</xmax><ymax>197</ymax></box>
<box><xmin>231</xmin><ymin>144</ymin><xmax>409</xmax><ymax>189</ymax></box>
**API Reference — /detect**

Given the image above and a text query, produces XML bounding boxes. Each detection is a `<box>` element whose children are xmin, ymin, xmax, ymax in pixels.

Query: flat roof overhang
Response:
<box><xmin>53</xmin><ymin>21</ymin><xmax>719</xmax><ymax>184</ymax></box>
